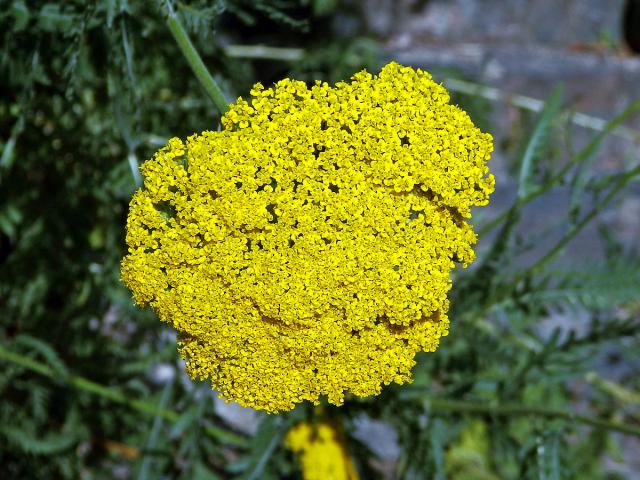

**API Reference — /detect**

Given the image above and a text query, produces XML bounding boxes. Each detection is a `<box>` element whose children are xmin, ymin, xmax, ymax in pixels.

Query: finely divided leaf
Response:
<box><xmin>568</xmin><ymin>99</ymin><xmax>640</xmax><ymax>223</ymax></box>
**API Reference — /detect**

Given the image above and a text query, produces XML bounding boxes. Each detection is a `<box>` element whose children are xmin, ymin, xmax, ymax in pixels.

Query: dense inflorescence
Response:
<box><xmin>286</xmin><ymin>421</ymin><xmax>359</xmax><ymax>480</ymax></box>
<box><xmin>121</xmin><ymin>62</ymin><xmax>494</xmax><ymax>412</ymax></box>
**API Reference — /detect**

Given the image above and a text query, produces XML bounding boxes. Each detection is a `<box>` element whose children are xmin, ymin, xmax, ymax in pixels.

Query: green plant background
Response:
<box><xmin>1</xmin><ymin>1</ymin><xmax>639</xmax><ymax>479</ymax></box>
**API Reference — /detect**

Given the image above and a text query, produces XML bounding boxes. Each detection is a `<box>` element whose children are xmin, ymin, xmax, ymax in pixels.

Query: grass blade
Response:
<box><xmin>517</xmin><ymin>86</ymin><xmax>563</xmax><ymax>200</ymax></box>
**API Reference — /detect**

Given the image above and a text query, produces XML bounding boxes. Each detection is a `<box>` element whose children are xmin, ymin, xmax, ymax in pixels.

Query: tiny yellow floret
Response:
<box><xmin>286</xmin><ymin>421</ymin><xmax>359</xmax><ymax>480</ymax></box>
<box><xmin>121</xmin><ymin>62</ymin><xmax>494</xmax><ymax>412</ymax></box>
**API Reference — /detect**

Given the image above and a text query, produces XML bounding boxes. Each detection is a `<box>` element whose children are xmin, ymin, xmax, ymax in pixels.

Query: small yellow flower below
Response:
<box><xmin>286</xmin><ymin>421</ymin><xmax>359</xmax><ymax>480</ymax></box>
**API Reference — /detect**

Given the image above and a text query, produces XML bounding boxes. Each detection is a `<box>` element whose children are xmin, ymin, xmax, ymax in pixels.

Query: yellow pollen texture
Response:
<box><xmin>120</xmin><ymin>62</ymin><xmax>494</xmax><ymax>412</ymax></box>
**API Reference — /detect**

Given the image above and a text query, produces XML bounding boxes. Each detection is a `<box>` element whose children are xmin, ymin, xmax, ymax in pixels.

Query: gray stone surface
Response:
<box><xmin>382</xmin><ymin>0</ymin><xmax>625</xmax><ymax>47</ymax></box>
<box><xmin>213</xmin><ymin>397</ymin><xmax>263</xmax><ymax>435</ymax></box>
<box><xmin>352</xmin><ymin>415</ymin><xmax>401</xmax><ymax>460</ymax></box>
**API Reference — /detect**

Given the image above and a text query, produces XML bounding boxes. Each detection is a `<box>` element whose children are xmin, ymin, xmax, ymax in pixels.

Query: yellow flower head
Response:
<box><xmin>121</xmin><ymin>62</ymin><xmax>494</xmax><ymax>412</ymax></box>
<box><xmin>286</xmin><ymin>421</ymin><xmax>359</xmax><ymax>480</ymax></box>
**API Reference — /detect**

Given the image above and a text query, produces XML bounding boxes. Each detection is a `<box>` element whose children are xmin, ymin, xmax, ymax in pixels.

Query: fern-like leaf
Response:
<box><xmin>14</xmin><ymin>334</ymin><xmax>68</xmax><ymax>377</ymax></box>
<box><xmin>0</xmin><ymin>425</ymin><xmax>77</xmax><ymax>456</ymax></box>
<box><xmin>519</xmin><ymin>259</ymin><xmax>640</xmax><ymax>312</ymax></box>
<box><xmin>568</xmin><ymin>99</ymin><xmax>640</xmax><ymax>223</ymax></box>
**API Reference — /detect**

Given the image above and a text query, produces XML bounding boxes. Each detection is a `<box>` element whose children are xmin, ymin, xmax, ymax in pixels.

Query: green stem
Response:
<box><xmin>398</xmin><ymin>392</ymin><xmax>640</xmax><ymax>437</ymax></box>
<box><xmin>223</xmin><ymin>44</ymin><xmax>305</xmax><ymax>62</ymax></box>
<box><xmin>474</xmin><ymin>164</ymin><xmax>640</xmax><ymax>318</ymax></box>
<box><xmin>0</xmin><ymin>344</ymin><xmax>246</xmax><ymax>447</ymax></box>
<box><xmin>426</xmin><ymin>398</ymin><xmax>640</xmax><ymax>437</ymax></box>
<box><xmin>585</xmin><ymin>371</ymin><xmax>640</xmax><ymax>408</ymax></box>
<box><xmin>478</xmin><ymin>99</ymin><xmax>640</xmax><ymax>237</ymax></box>
<box><xmin>444</xmin><ymin>78</ymin><xmax>640</xmax><ymax>144</ymax></box>
<box><xmin>162</xmin><ymin>1</ymin><xmax>228</xmax><ymax>115</ymax></box>
<box><xmin>526</xmin><ymin>164</ymin><xmax>640</xmax><ymax>276</ymax></box>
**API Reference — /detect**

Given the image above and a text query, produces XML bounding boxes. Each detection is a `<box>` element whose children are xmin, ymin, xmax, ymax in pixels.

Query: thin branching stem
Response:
<box><xmin>395</xmin><ymin>392</ymin><xmax>640</xmax><ymax>437</ymax></box>
<box><xmin>469</xmin><ymin>165</ymin><xmax>640</xmax><ymax>322</ymax></box>
<box><xmin>0</xmin><ymin>345</ymin><xmax>247</xmax><ymax>447</ymax></box>
<box><xmin>423</xmin><ymin>397</ymin><xmax>640</xmax><ymax>437</ymax></box>
<box><xmin>585</xmin><ymin>371</ymin><xmax>640</xmax><ymax>409</ymax></box>
<box><xmin>526</xmin><ymin>164</ymin><xmax>640</xmax><ymax>276</ymax></box>
<box><xmin>161</xmin><ymin>1</ymin><xmax>228</xmax><ymax>115</ymax></box>
<box><xmin>444</xmin><ymin>78</ymin><xmax>640</xmax><ymax>144</ymax></box>
<box><xmin>478</xmin><ymin>99</ymin><xmax>640</xmax><ymax>237</ymax></box>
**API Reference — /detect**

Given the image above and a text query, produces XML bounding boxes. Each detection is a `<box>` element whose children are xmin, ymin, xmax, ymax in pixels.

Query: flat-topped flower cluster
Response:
<box><xmin>121</xmin><ymin>62</ymin><xmax>494</xmax><ymax>412</ymax></box>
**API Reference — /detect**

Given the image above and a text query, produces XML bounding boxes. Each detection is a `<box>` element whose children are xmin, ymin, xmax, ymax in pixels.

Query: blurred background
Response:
<box><xmin>1</xmin><ymin>1</ymin><xmax>639</xmax><ymax>478</ymax></box>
